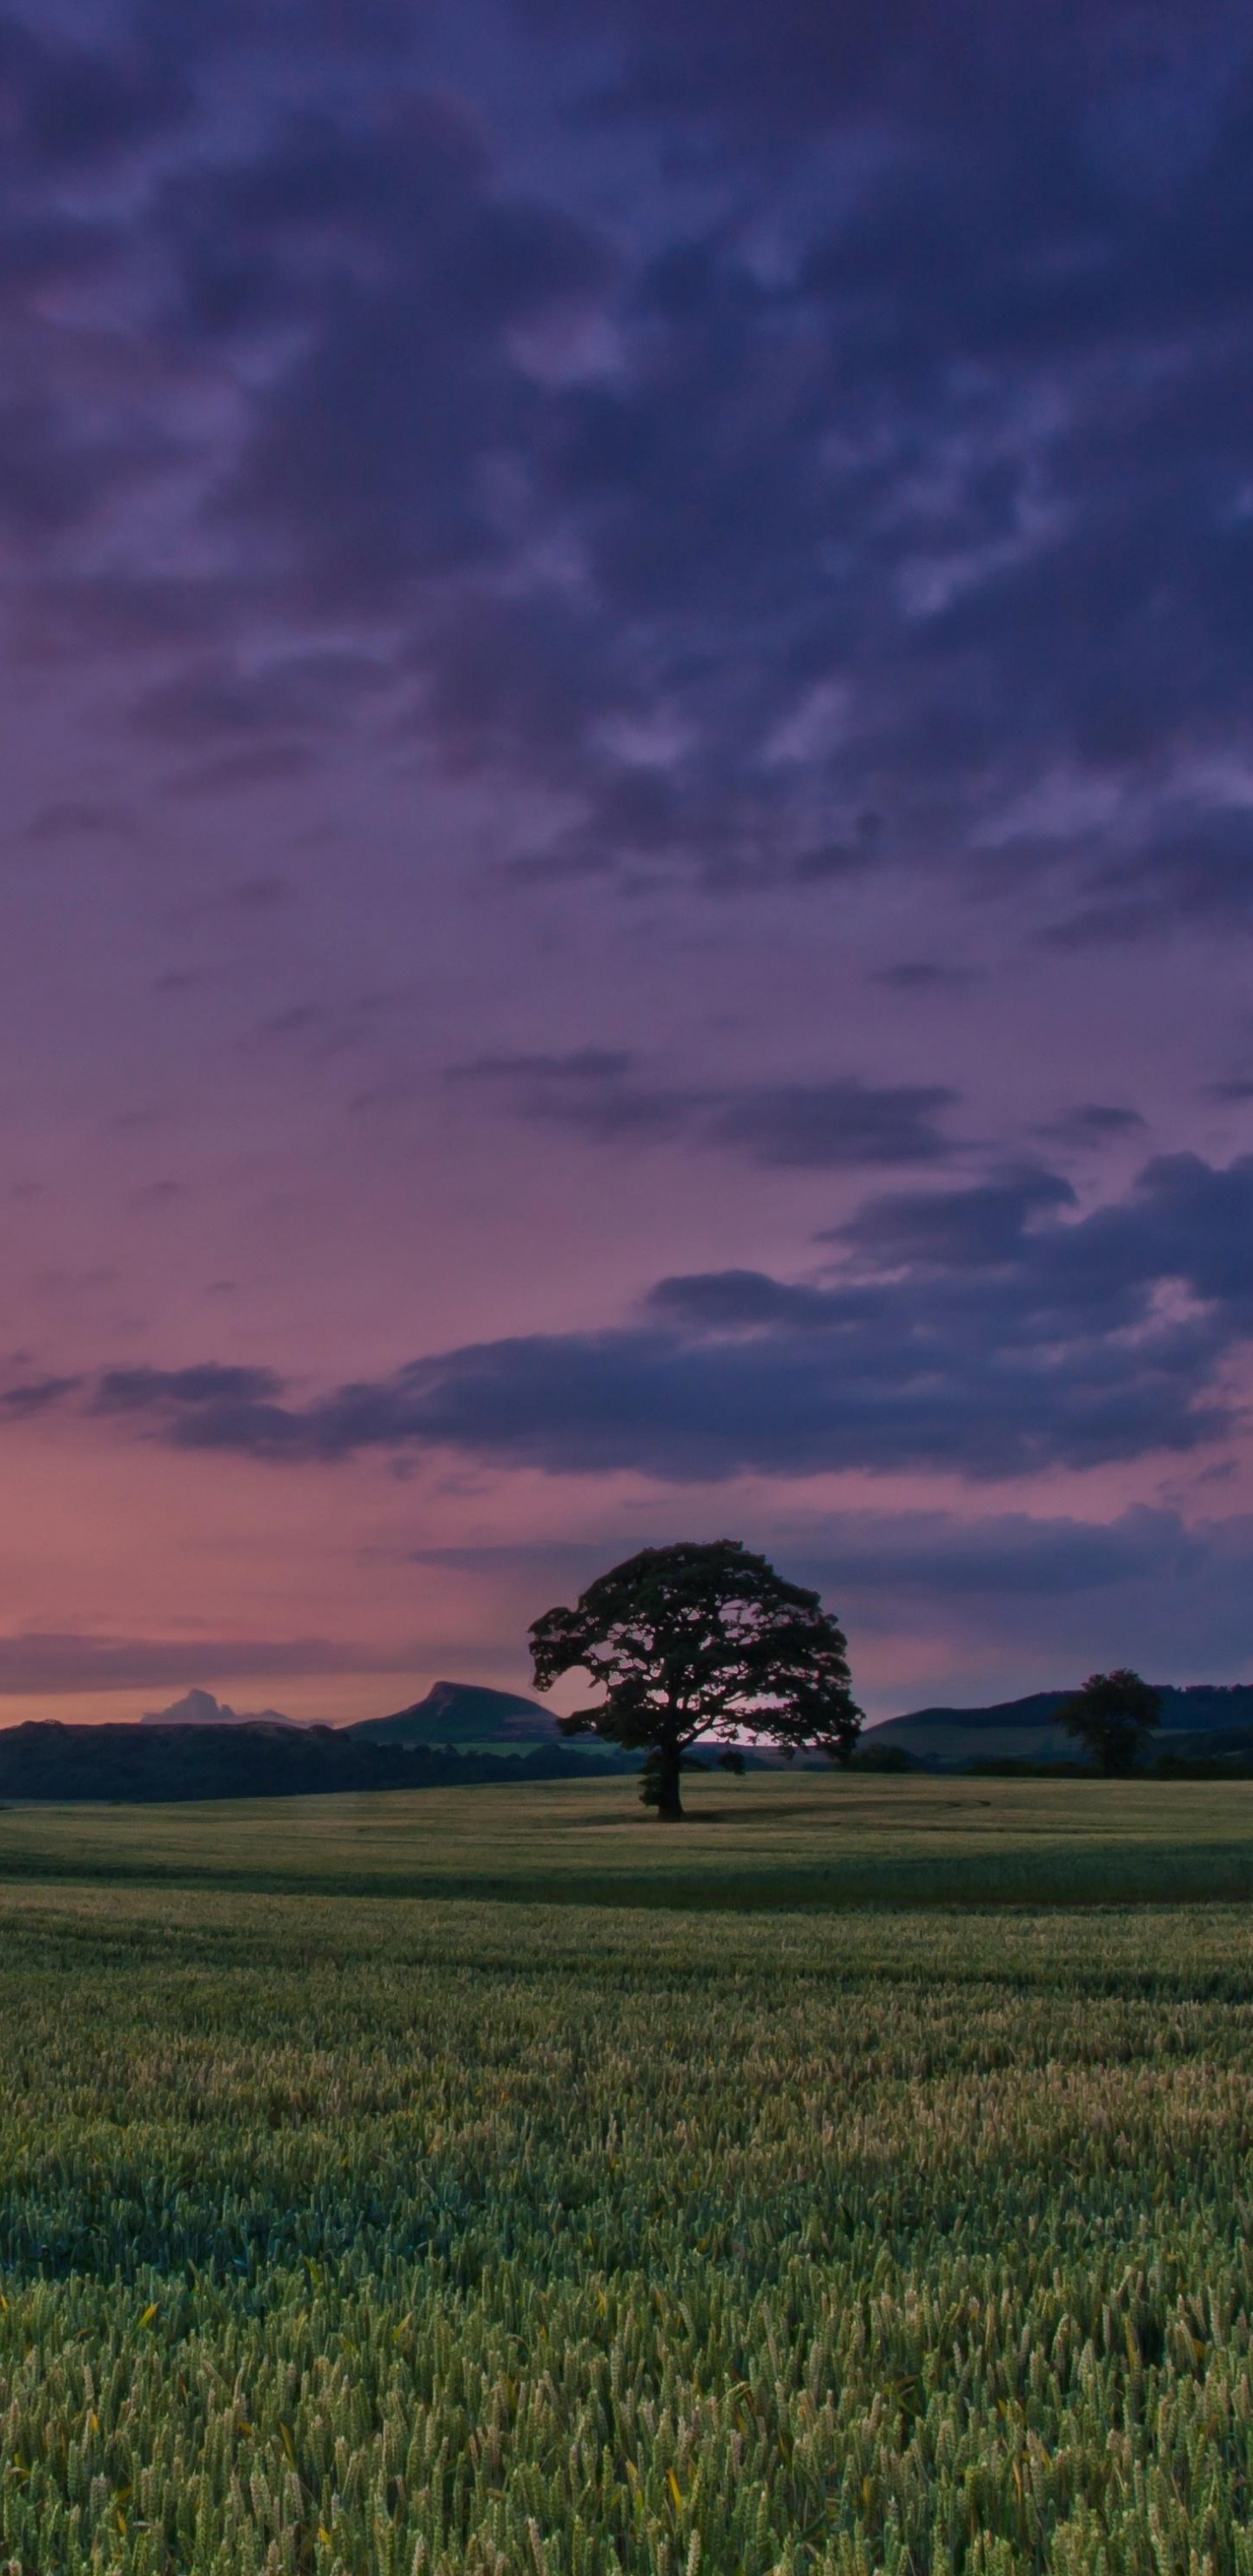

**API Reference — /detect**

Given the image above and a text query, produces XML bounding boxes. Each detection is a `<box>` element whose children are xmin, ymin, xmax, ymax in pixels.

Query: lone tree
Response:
<box><xmin>528</xmin><ymin>1539</ymin><xmax>861</xmax><ymax>1821</ymax></box>
<box><xmin>1056</xmin><ymin>1668</ymin><xmax>1162</xmax><ymax>1776</ymax></box>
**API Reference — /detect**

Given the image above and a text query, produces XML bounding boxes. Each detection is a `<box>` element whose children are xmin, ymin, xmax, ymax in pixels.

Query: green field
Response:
<box><xmin>2</xmin><ymin>1780</ymin><xmax>1253</xmax><ymax>2573</ymax></box>
<box><xmin>5</xmin><ymin>1768</ymin><xmax>1253</xmax><ymax>1907</ymax></box>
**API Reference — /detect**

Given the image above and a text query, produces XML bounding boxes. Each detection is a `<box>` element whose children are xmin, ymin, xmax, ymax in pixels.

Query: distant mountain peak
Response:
<box><xmin>346</xmin><ymin>1679</ymin><xmax>556</xmax><ymax>1748</ymax></box>
<box><xmin>425</xmin><ymin>1680</ymin><xmax>547</xmax><ymax>1721</ymax></box>
<box><xmin>141</xmin><ymin>1687</ymin><xmax>297</xmax><ymax>1728</ymax></box>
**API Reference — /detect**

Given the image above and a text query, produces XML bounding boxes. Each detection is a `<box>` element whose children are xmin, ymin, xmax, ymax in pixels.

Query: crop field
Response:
<box><xmin>3</xmin><ymin>1768</ymin><xmax>1253</xmax><ymax>1908</ymax></box>
<box><xmin>1</xmin><ymin>1784</ymin><xmax>1253</xmax><ymax>2573</ymax></box>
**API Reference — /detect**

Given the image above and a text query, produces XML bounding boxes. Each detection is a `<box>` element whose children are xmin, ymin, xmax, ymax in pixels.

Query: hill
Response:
<box><xmin>0</xmin><ymin>1721</ymin><xmax>636</xmax><ymax>1803</ymax></box>
<box><xmin>868</xmin><ymin>1683</ymin><xmax>1253</xmax><ymax>1769</ymax></box>
<box><xmin>347</xmin><ymin>1679</ymin><xmax>572</xmax><ymax>1750</ymax></box>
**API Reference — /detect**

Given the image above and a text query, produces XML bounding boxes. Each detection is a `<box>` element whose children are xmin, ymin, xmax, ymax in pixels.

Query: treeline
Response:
<box><xmin>887</xmin><ymin>1735</ymin><xmax>1253</xmax><ymax>1780</ymax></box>
<box><xmin>970</xmin><ymin>1748</ymin><xmax>1253</xmax><ymax>1780</ymax></box>
<box><xmin>0</xmin><ymin>1723</ymin><xmax>637</xmax><ymax>1804</ymax></box>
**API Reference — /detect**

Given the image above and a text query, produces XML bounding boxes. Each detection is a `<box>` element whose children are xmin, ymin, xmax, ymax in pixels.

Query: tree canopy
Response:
<box><xmin>1056</xmin><ymin>1668</ymin><xmax>1162</xmax><ymax>1775</ymax></box>
<box><xmin>529</xmin><ymin>1539</ymin><xmax>861</xmax><ymax>1820</ymax></box>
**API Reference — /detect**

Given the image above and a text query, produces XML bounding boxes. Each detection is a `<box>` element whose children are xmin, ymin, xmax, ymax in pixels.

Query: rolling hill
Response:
<box><xmin>346</xmin><ymin>1679</ymin><xmax>551</xmax><ymax>1748</ymax></box>
<box><xmin>867</xmin><ymin>1683</ymin><xmax>1253</xmax><ymax>1768</ymax></box>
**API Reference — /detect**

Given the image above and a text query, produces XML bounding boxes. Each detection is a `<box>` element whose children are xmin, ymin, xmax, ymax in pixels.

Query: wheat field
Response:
<box><xmin>0</xmin><ymin>1783</ymin><xmax>1251</xmax><ymax>2571</ymax></box>
<box><xmin>2</xmin><ymin>1769</ymin><xmax>1253</xmax><ymax>1906</ymax></box>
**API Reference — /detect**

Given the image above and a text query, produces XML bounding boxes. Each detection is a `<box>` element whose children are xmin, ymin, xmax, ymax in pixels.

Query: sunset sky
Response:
<box><xmin>2</xmin><ymin>0</ymin><xmax>1252</xmax><ymax>1726</ymax></box>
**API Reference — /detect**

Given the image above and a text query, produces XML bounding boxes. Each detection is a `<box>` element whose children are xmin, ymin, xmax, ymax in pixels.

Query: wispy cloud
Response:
<box><xmin>448</xmin><ymin>1052</ymin><xmax>959</xmax><ymax>1164</ymax></box>
<box><xmin>0</xmin><ymin>1633</ymin><xmax>400</xmax><ymax>1697</ymax></box>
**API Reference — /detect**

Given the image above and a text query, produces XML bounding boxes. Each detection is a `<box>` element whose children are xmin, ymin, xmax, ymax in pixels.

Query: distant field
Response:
<box><xmin>3</xmin><ymin>1768</ymin><xmax>1253</xmax><ymax>1906</ymax></box>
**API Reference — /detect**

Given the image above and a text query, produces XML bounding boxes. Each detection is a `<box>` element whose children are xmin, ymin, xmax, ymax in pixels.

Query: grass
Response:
<box><xmin>2</xmin><ymin>1768</ymin><xmax>1253</xmax><ymax>1907</ymax></box>
<box><xmin>2</xmin><ymin>1781</ymin><xmax>1253</xmax><ymax>2569</ymax></box>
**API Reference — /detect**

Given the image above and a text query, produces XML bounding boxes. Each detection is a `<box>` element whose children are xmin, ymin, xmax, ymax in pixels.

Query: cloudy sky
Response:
<box><xmin>2</xmin><ymin>0</ymin><xmax>1252</xmax><ymax>1724</ymax></box>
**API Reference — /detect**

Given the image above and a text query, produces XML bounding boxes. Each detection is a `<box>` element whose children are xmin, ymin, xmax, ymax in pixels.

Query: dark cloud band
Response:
<box><xmin>19</xmin><ymin>1150</ymin><xmax>1249</xmax><ymax>1482</ymax></box>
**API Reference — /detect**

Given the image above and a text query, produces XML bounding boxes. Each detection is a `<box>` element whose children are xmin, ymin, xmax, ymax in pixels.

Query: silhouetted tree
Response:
<box><xmin>1056</xmin><ymin>1668</ymin><xmax>1162</xmax><ymax>1775</ymax></box>
<box><xmin>529</xmin><ymin>1540</ymin><xmax>861</xmax><ymax>1821</ymax></box>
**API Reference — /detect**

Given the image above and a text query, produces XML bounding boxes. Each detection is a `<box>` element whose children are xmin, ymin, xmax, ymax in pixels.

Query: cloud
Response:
<box><xmin>0</xmin><ymin>0</ymin><xmax>1249</xmax><ymax>926</ymax></box>
<box><xmin>0</xmin><ymin>1633</ymin><xmax>396</xmax><ymax>1697</ymax></box>
<box><xmin>1038</xmin><ymin>1103</ymin><xmax>1148</xmax><ymax>1150</ymax></box>
<box><xmin>447</xmin><ymin>1048</ymin><xmax>687</xmax><ymax>1140</ymax></box>
<box><xmin>449</xmin><ymin>1052</ymin><xmax>959</xmax><ymax>1164</ymax></box>
<box><xmin>0</xmin><ymin>393</ymin><xmax>144</xmax><ymax>545</ymax></box>
<box><xmin>23</xmin><ymin>800</ymin><xmax>132</xmax><ymax>845</ymax></box>
<box><xmin>792</xmin><ymin>1505</ymin><xmax>1231</xmax><ymax>1605</ymax></box>
<box><xmin>874</xmin><ymin>962</ymin><xmax>981</xmax><ymax>994</ymax></box>
<box><xmin>90</xmin><ymin>1363</ymin><xmax>302</xmax><ymax>1456</ymax></box>
<box><xmin>789</xmin><ymin>1503</ymin><xmax>1253</xmax><ymax>1684</ymax></box>
<box><xmin>0</xmin><ymin>13</ymin><xmax>193</xmax><ymax>169</ymax></box>
<box><xmin>0</xmin><ymin>1375</ymin><xmax>84</xmax><ymax>1419</ymax></box>
<box><xmin>410</xmin><ymin>1506</ymin><xmax>1204</xmax><ymax>1602</ymax></box>
<box><xmin>389</xmin><ymin>1505</ymin><xmax>1253</xmax><ymax>1691</ymax></box>
<box><xmin>135</xmin><ymin>649</ymin><xmax>389</xmax><ymax>748</ymax></box>
<box><xmin>710</xmin><ymin>1077</ymin><xmax>955</xmax><ymax>1169</ymax></box>
<box><xmin>229</xmin><ymin>875</ymin><xmax>291</xmax><ymax>912</ymax></box>
<box><xmin>216</xmin><ymin>105</ymin><xmax>615</xmax><ymax>607</ymax></box>
<box><xmin>35</xmin><ymin>1151</ymin><xmax>1253</xmax><ymax>1482</ymax></box>
<box><xmin>824</xmin><ymin>1165</ymin><xmax>1075</xmax><ymax>1267</ymax></box>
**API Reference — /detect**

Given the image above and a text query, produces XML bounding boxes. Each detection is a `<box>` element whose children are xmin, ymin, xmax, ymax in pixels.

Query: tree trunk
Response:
<box><xmin>654</xmin><ymin>1738</ymin><xmax>684</xmax><ymax>1821</ymax></box>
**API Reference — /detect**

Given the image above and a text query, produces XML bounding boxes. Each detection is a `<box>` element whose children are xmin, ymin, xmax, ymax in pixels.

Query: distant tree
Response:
<box><xmin>1056</xmin><ymin>1668</ymin><xmax>1162</xmax><ymax>1776</ymax></box>
<box><xmin>852</xmin><ymin>1740</ymin><xmax>914</xmax><ymax>1774</ymax></box>
<box><xmin>528</xmin><ymin>1540</ymin><xmax>861</xmax><ymax>1821</ymax></box>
